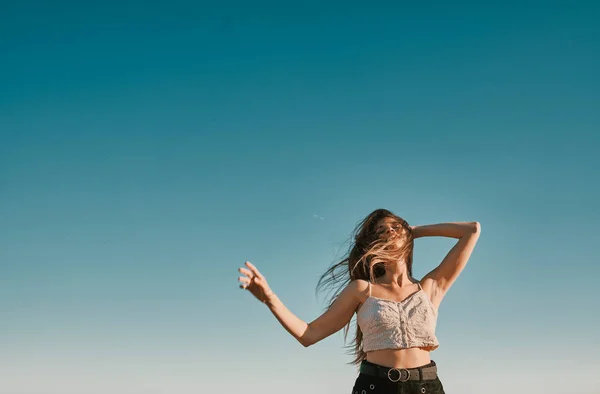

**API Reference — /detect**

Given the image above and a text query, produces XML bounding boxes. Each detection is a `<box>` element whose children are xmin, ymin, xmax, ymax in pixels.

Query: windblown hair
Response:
<box><xmin>316</xmin><ymin>208</ymin><xmax>414</xmax><ymax>365</ymax></box>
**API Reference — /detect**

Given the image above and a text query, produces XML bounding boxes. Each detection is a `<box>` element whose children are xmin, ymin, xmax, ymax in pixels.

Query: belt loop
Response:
<box><xmin>417</xmin><ymin>367</ymin><xmax>422</xmax><ymax>381</ymax></box>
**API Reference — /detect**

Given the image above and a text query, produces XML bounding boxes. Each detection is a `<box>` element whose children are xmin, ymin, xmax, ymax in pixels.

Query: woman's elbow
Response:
<box><xmin>299</xmin><ymin>335</ymin><xmax>315</xmax><ymax>347</ymax></box>
<box><xmin>460</xmin><ymin>222</ymin><xmax>481</xmax><ymax>238</ymax></box>
<box><xmin>299</xmin><ymin>325</ymin><xmax>319</xmax><ymax>347</ymax></box>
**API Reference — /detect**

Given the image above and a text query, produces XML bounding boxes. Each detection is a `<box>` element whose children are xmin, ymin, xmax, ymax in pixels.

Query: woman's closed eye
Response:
<box><xmin>376</xmin><ymin>224</ymin><xmax>401</xmax><ymax>236</ymax></box>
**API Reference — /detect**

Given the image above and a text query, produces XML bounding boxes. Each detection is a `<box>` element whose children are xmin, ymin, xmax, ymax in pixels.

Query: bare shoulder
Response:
<box><xmin>348</xmin><ymin>279</ymin><xmax>371</xmax><ymax>303</ymax></box>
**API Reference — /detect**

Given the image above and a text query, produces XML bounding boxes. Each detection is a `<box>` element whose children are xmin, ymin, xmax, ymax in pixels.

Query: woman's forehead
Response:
<box><xmin>376</xmin><ymin>218</ymin><xmax>397</xmax><ymax>226</ymax></box>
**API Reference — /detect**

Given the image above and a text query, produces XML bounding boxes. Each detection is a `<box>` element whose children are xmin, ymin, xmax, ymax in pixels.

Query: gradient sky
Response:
<box><xmin>1</xmin><ymin>2</ymin><xmax>599</xmax><ymax>394</ymax></box>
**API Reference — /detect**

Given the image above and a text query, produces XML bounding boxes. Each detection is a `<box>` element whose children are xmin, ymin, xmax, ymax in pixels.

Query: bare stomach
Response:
<box><xmin>365</xmin><ymin>347</ymin><xmax>433</xmax><ymax>369</ymax></box>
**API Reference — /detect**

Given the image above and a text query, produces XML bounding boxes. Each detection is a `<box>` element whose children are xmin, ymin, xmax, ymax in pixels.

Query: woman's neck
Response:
<box><xmin>379</xmin><ymin>262</ymin><xmax>414</xmax><ymax>287</ymax></box>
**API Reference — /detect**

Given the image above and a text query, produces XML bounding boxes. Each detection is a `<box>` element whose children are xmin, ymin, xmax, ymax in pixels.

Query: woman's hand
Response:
<box><xmin>238</xmin><ymin>261</ymin><xmax>274</xmax><ymax>303</ymax></box>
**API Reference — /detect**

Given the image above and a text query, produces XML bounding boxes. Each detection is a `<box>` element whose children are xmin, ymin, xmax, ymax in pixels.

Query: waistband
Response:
<box><xmin>359</xmin><ymin>360</ymin><xmax>438</xmax><ymax>382</ymax></box>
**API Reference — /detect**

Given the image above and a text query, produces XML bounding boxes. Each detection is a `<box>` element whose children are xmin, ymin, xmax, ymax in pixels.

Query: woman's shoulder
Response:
<box><xmin>350</xmin><ymin>278</ymin><xmax>370</xmax><ymax>290</ymax></box>
<box><xmin>347</xmin><ymin>279</ymin><xmax>371</xmax><ymax>302</ymax></box>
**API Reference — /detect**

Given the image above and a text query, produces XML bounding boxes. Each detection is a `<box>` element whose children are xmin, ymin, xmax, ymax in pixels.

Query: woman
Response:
<box><xmin>237</xmin><ymin>208</ymin><xmax>481</xmax><ymax>394</ymax></box>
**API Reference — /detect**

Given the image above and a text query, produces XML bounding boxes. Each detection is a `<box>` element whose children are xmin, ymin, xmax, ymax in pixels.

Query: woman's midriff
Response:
<box><xmin>365</xmin><ymin>347</ymin><xmax>432</xmax><ymax>369</ymax></box>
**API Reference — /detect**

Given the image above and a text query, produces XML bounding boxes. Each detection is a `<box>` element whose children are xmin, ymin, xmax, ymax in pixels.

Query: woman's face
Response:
<box><xmin>374</xmin><ymin>218</ymin><xmax>404</xmax><ymax>241</ymax></box>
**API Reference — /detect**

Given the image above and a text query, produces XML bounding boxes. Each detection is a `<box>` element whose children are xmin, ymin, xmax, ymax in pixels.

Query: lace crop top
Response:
<box><xmin>356</xmin><ymin>281</ymin><xmax>439</xmax><ymax>352</ymax></box>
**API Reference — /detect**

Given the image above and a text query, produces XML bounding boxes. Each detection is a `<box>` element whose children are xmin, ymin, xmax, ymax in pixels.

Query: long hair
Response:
<box><xmin>316</xmin><ymin>208</ymin><xmax>414</xmax><ymax>365</ymax></box>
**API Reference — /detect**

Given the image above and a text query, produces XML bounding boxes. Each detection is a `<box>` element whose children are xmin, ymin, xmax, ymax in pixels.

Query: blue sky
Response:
<box><xmin>1</xmin><ymin>2</ymin><xmax>599</xmax><ymax>393</ymax></box>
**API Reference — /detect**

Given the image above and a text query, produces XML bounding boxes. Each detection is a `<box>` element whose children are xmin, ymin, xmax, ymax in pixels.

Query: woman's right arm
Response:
<box><xmin>238</xmin><ymin>261</ymin><xmax>367</xmax><ymax>347</ymax></box>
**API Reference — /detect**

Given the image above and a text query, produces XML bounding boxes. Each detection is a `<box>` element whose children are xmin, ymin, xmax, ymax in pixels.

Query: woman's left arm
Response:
<box><xmin>412</xmin><ymin>222</ymin><xmax>481</xmax><ymax>302</ymax></box>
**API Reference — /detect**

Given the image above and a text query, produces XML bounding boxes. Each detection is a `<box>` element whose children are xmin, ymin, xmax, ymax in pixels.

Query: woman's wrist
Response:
<box><xmin>263</xmin><ymin>290</ymin><xmax>276</xmax><ymax>306</ymax></box>
<box><xmin>410</xmin><ymin>225</ymin><xmax>424</xmax><ymax>239</ymax></box>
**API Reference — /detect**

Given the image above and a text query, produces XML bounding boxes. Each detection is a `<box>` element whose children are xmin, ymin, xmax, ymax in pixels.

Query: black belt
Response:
<box><xmin>360</xmin><ymin>361</ymin><xmax>438</xmax><ymax>382</ymax></box>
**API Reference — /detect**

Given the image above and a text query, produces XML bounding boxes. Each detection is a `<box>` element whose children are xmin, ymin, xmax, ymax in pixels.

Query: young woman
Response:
<box><xmin>237</xmin><ymin>208</ymin><xmax>481</xmax><ymax>394</ymax></box>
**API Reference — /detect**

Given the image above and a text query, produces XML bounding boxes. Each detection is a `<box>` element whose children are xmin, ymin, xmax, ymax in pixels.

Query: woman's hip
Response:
<box><xmin>351</xmin><ymin>360</ymin><xmax>445</xmax><ymax>394</ymax></box>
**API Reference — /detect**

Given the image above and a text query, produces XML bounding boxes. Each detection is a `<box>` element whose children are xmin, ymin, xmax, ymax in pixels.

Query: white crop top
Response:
<box><xmin>356</xmin><ymin>281</ymin><xmax>439</xmax><ymax>352</ymax></box>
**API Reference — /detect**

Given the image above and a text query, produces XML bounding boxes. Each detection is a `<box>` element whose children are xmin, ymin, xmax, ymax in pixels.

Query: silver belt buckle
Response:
<box><xmin>387</xmin><ymin>368</ymin><xmax>410</xmax><ymax>382</ymax></box>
